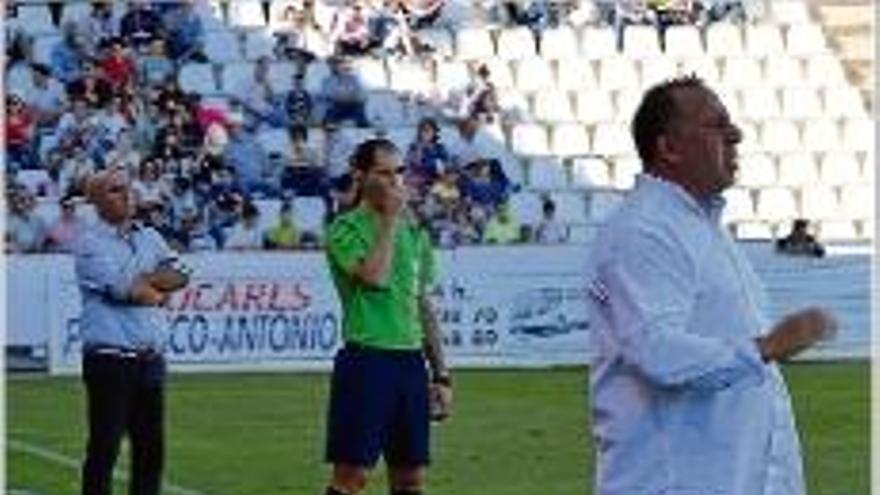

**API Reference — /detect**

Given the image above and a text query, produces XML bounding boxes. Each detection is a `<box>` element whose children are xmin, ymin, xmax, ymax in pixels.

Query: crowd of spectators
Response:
<box><xmin>6</xmin><ymin>0</ymin><xmax>756</xmax><ymax>255</ymax></box>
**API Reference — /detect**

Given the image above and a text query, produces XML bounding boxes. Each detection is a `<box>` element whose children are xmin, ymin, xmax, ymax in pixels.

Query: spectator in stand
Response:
<box><xmin>407</xmin><ymin>0</ymin><xmax>446</xmax><ymax>28</ymax></box>
<box><xmin>162</xmin><ymin>0</ymin><xmax>207</xmax><ymax>62</ymax></box>
<box><xmin>223</xmin><ymin>113</ymin><xmax>275</xmax><ymax>198</ymax></box>
<box><xmin>461</xmin><ymin>64</ymin><xmax>499</xmax><ymax>123</ymax></box>
<box><xmin>372</xmin><ymin>0</ymin><xmax>418</xmax><ymax>57</ymax></box>
<box><xmin>649</xmin><ymin>0</ymin><xmax>701</xmax><ymax>45</ymax></box>
<box><xmin>172</xmin><ymin>207</ymin><xmax>218</xmax><ymax>252</ymax></box>
<box><xmin>53</xmin><ymin>146</ymin><xmax>97</xmax><ymax>198</ymax></box>
<box><xmin>100</xmin><ymin>38</ymin><xmax>137</xmax><ymax>93</ymax></box>
<box><xmin>67</xmin><ymin>60</ymin><xmax>113</xmax><ymax>107</ymax></box>
<box><xmin>52</xmin><ymin>97</ymin><xmax>99</xmax><ymax>159</ymax></box>
<box><xmin>285</xmin><ymin>72</ymin><xmax>314</xmax><ymax>128</ymax></box>
<box><xmin>614</xmin><ymin>0</ymin><xmax>656</xmax><ymax>49</ymax></box>
<box><xmin>459</xmin><ymin>160</ymin><xmax>510</xmax><ymax>212</ymax></box>
<box><xmin>329</xmin><ymin>172</ymin><xmax>359</xmax><ymax>218</ymax></box>
<box><xmin>132</xmin><ymin>157</ymin><xmax>168</xmax><ymax>208</ymax></box>
<box><xmin>404</xmin><ymin>117</ymin><xmax>450</xmax><ymax>193</ymax></box>
<box><xmin>120</xmin><ymin>0</ymin><xmax>164</xmax><ymax>52</ymax></box>
<box><xmin>534</xmin><ymin>195</ymin><xmax>569</xmax><ymax>244</ymax></box>
<box><xmin>483</xmin><ymin>202</ymin><xmax>520</xmax><ymax>244</ymax></box>
<box><xmin>46</xmin><ymin>195</ymin><xmax>85</xmax><ymax>253</ymax></box>
<box><xmin>282</xmin><ymin>125</ymin><xmax>331</xmax><ymax>202</ymax></box>
<box><xmin>224</xmin><ymin>201</ymin><xmax>264</xmax><ymax>250</ymax></box>
<box><xmin>6</xmin><ymin>94</ymin><xmax>39</xmax><ymax>172</ymax></box>
<box><xmin>323</xmin><ymin>122</ymin><xmax>357</xmax><ymax>180</ymax></box>
<box><xmin>7</xmin><ymin>28</ymin><xmax>33</xmax><ymax>68</ymax></box>
<box><xmin>138</xmin><ymin>37</ymin><xmax>176</xmax><ymax>89</ymax></box>
<box><xmin>51</xmin><ymin>22</ymin><xmax>90</xmax><ymax>84</ymax></box>
<box><xmin>330</xmin><ymin>0</ymin><xmax>374</xmax><ymax>56</ymax></box>
<box><xmin>321</xmin><ymin>56</ymin><xmax>370</xmax><ymax>127</ymax></box>
<box><xmin>703</xmin><ymin>0</ymin><xmax>747</xmax><ymax>23</ymax></box>
<box><xmin>26</xmin><ymin>63</ymin><xmax>68</xmax><ymax>130</ymax></box>
<box><xmin>273</xmin><ymin>4</ymin><xmax>318</xmax><ymax>69</ymax></box>
<box><xmin>265</xmin><ymin>200</ymin><xmax>300</xmax><ymax>249</ymax></box>
<box><xmin>6</xmin><ymin>189</ymin><xmax>48</xmax><ymax>253</ymax></box>
<box><xmin>81</xmin><ymin>1</ymin><xmax>118</xmax><ymax>54</ymax></box>
<box><xmin>776</xmin><ymin>219</ymin><xmax>826</xmax><ymax>258</ymax></box>
<box><xmin>204</xmin><ymin>190</ymin><xmax>243</xmax><ymax>248</ymax></box>
<box><xmin>235</xmin><ymin>57</ymin><xmax>287</xmax><ymax>130</ymax></box>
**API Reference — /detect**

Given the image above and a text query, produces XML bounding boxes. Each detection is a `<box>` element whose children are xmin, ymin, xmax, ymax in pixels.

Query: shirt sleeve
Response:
<box><xmin>592</xmin><ymin>223</ymin><xmax>765</xmax><ymax>391</ymax></box>
<box><xmin>73</xmin><ymin>234</ymin><xmax>142</xmax><ymax>302</ymax></box>
<box><xmin>326</xmin><ymin>218</ymin><xmax>369</xmax><ymax>276</ymax></box>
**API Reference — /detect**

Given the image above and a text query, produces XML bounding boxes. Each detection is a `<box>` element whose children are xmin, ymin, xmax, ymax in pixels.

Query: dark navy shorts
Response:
<box><xmin>325</xmin><ymin>343</ymin><xmax>430</xmax><ymax>468</ymax></box>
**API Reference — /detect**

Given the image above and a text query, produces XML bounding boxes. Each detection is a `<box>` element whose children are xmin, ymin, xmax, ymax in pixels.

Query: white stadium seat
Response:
<box><xmin>511</xmin><ymin>124</ymin><xmax>550</xmax><ymax>156</ymax></box>
<box><xmin>60</xmin><ymin>2</ymin><xmax>92</xmax><ymax>25</ymax></box>
<box><xmin>823</xmin><ymin>87</ymin><xmax>868</xmax><ymax>118</ymax></box>
<box><xmin>819</xmin><ymin>152</ymin><xmax>861</xmax><ymax>185</ymax></box>
<box><xmin>575</xmin><ymin>90</ymin><xmax>615</xmax><ymax>124</ymax></box>
<box><xmin>760</xmin><ymin>120</ymin><xmax>801</xmax><ymax>153</ymax></box>
<box><xmin>640</xmin><ymin>58</ymin><xmax>677</xmax><ymax>88</ymax></box>
<box><xmin>387</xmin><ymin>60</ymin><xmax>432</xmax><ymax>94</ymax></box>
<box><xmin>571</xmin><ymin>157</ymin><xmax>612</xmax><ymax>188</ymax></box>
<box><xmin>592</xmin><ymin>122</ymin><xmax>634</xmax><ymax>156</ymax></box>
<box><xmin>611</xmin><ymin>155</ymin><xmax>640</xmax><ymax>189</ymax></box>
<box><xmin>722</xmin><ymin>188</ymin><xmax>755</xmax><ymax>223</ymax></box>
<box><xmin>257</xmin><ymin>128</ymin><xmax>292</xmax><ymax>157</ymax></box>
<box><xmin>32</xmin><ymin>34</ymin><xmax>62</xmax><ymax>66</ymax></box>
<box><xmin>786</xmin><ymin>24</ymin><xmax>828</xmax><ymax>57</ymax></box>
<box><xmin>303</xmin><ymin>60</ymin><xmax>330</xmax><ymax>94</ymax></box>
<box><xmin>534</xmin><ymin>91</ymin><xmax>575</xmax><ymax>123</ymax></box>
<box><xmin>588</xmin><ymin>190</ymin><xmax>624</xmax><ymax>220</ymax></box>
<box><xmin>598</xmin><ymin>57</ymin><xmax>639</xmax><ymax>90</ymax></box>
<box><xmin>714</xmin><ymin>88</ymin><xmax>742</xmax><ymax>121</ymax></box>
<box><xmin>435</xmin><ymin>61</ymin><xmax>471</xmax><ymax>97</ymax></box>
<box><xmin>527</xmin><ymin>158</ymin><xmax>568</xmax><ymax>190</ymax></box>
<box><xmin>740</xmin><ymin>87</ymin><xmax>781</xmax><ymax>120</ymax></box>
<box><xmin>804</xmin><ymin>54</ymin><xmax>847</xmax><ymax>87</ymax></box>
<box><xmin>782</xmin><ymin>87</ymin><xmax>823</xmax><ymax>119</ymax></box>
<box><xmin>679</xmin><ymin>57</ymin><xmax>720</xmax><ymax>85</ymax></box>
<box><xmin>16</xmin><ymin>5</ymin><xmax>56</xmax><ymax>35</ymax></box>
<box><xmin>255</xmin><ymin>199</ymin><xmax>282</xmax><ymax>233</ymax></box>
<box><xmin>771</xmin><ymin>1</ymin><xmax>811</xmax><ymax>24</ymax></box>
<box><xmin>664</xmin><ymin>25</ymin><xmax>703</xmax><ymax>58</ymax></box>
<box><xmin>366</xmin><ymin>92</ymin><xmax>405</xmax><ymax>129</ymax></box>
<box><xmin>244</xmin><ymin>31</ymin><xmax>276</xmax><ymax>60</ymax></box>
<box><xmin>735</xmin><ymin>221</ymin><xmax>774</xmax><ymax>240</ymax></box>
<box><xmin>614</xmin><ymin>89</ymin><xmax>643</xmax><ymax>123</ymax></box>
<box><xmin>764</xmin><ymin>57</ymin><xmax>805</xmax><ymax>88</ymax></box>
<box><xmin>744</xmin><ymin>24</ymin><xmax>785</xmax><ymax>57</ymax></box>
<box><xmin>220</xmin><ymin>62</ymin><xmax>254</xmax><ymax>98</ymax></box>
<box><xmin>178</xmin><ymin>63</ymin><xmax>218</xmax><ymax>95</ymax></box>
<box><xmin>303</xmin><ymin>28</ymin><xmax>332</xmax><ymax>58</ymax></box>
<box><xmin>550</xmin><ymin>123</ymin><xmax>591</xmax><ymax>157</ymax></box>
<box><xmin>5</xmin><ymin>65</ymin><xmax>32</xmax><ymax>98</ymax></box>
<box><xmin>801</xmin><ymin>119</ymin><xmax>841</xmax><ymax>152</ymax></box>
<box><xmin>800</xmin><ymin>185</ymin><xmax>840</xmax><ymax>219</ymax></box>
<box><xmin>818</xmin><ymin>220</ymin><xmax>858</xmax><ymax>241</ymax></box>
<box><xmin>268</xmin><ymin>62</ymin><xmax>297</xmax><ymax>93</ymax></box>
<box><xmin>721</xmin><ymin>57</ymin><xmax>763</xmax><ymax>89</ymax></box>
<box><xmin>581</xmin><ymin>26</ymin><xmax>617</xmax><ymax>60</ymax></box>
<box><xmin>497</xmin><ymin>89</ymin><xmax>531</xmax><ymax>122</ymax></box>
<box><xmin>706</xmin><ymin>23</ymin><xmax>743</xmax><ymax>57</ymax></box>
<box><xmin>456</xmin><ymin>28</ymin><xmax>495</xmax><ymax>60</ymax></box>
<box><xmin>556</xmin><ymin>59</ymin><xmax>597</xmax><ymax>91</ymax></box>
<box><xmin>353</xmin><ymin>58</ymin><xmax>388</xmax><ymax>89</ymax></box>
<box><xmin>514</xmin><ymin>58</ymin><xmax>555</xmax><ymax>92</ymax></box>
<box><xmin>509</xmin><ymin>191</ymin><xmax>544</xmax><ymax>225</ymax></box>
<box><xmin>737</xmin><ymin>121</ymin><xmax>761</xmax><ymax>153</ymax></box>
<box><xmin>842</xmin><ymin>118</ymin><xmax>874</xmax><ymax>152</ymax></box>
<box><xmin>552</xmin><ymin>192</ymin><xmax>588</xmax><ymax>223</ymax></box>
<box><xmin>777</xmin><ymin>153</ymin><xmax>820</xmax><ymax>186</ymax></box>
<box><xmin>205</xmin><ymin>30</ymin><xmax>243</xmax><ymax>63</ymax></box>
<box><xmin>229</xmin><ymin>0</ymin><xmax>267</xmax><ymax>28</ymax></box>
<box><xmin>756</xmin><ymin>187</ymin><xmax>798</xmax><ymax>221</ymax></box>
<box><xmin>483</xmin><ymin>58</ymin><xmax>515</xmax><ymax>90</ymax></box>
<box><xmin>839</xmin><ymin>184</ymin><xmax>873</xmax><ymax>219</ymax></box>
<box><xmin>420</xmin><ymin>28</ymin><xmax>455</xmax><ymax>58</ymax></box>
<box><xmin>737</xmin><ymin>154</ymin><xmax>777</xmax><ymax>187</ymax></box>
<box><xmin>623</xmin><ymin>25</ymin><xmax>661</xmax><ymax>59</ymax></box>
<box><xmin>497</xmin><ymin>27</ymin><xmax>536</xmax><ymax>60</ymax></box>
<box><xmin>294</xmin><ymin>197</ymin><xmax>328</xmax><ymax>235</ymax></box>
<box><xmin>540</xmin><ymin>26</ymin><xmax>580</xmax><ymax>59</ymax></box>
<box><xmin>859</xmin><ymin>219</ymin><xmax>874</xmax><ymax>240</ymax></box>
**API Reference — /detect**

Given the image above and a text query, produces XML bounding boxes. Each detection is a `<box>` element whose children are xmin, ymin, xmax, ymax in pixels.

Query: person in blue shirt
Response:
<box><xmin>585</xmin><ymin>76</ymin><xmax>838</xmax><ymax>495</ymax></box>
<box><xmin>74</xmin><ymin>168</ymin><xmax>190</xmax><ymax>495</ymax></box>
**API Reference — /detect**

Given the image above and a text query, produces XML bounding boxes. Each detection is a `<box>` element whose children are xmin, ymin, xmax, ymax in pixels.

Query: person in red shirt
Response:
<box><xmin>6</xmin><ymin>94</ymin><xmax>39</xmax><ymax>171</ymax></box>
<box><xmin>100</xmin><ymin>38</ymin><xmax>137</xmax><ymax>93</ymax></box>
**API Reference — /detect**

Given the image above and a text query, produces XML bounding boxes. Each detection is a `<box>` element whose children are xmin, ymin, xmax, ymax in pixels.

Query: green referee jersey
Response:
<box><xmin>326</xmin><ymin>206</ymin><xmax>437</xmax><ymax>350</ymax></box>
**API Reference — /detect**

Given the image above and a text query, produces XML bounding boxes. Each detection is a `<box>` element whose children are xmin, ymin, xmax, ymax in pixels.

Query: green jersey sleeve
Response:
<box><xmin>327</xmin><ymin>218</ymin><xmax>368</xmax><ymax>276</ymax></box>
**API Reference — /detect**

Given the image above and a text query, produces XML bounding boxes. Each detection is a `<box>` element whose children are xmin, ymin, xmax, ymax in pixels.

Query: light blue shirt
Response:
<box><xmin>586</xmin><ymin>174</ymin><xmax>805</xmax><ymax>495</ymax></box>
<box><xmin>73</xmin><ymin>218</ymin><xmax>177</xmax><ymax>351</ymax></box>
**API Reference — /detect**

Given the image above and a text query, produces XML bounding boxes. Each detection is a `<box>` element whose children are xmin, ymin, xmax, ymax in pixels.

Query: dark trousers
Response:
<box><xmin>81</xmin><ymin>351</ymin><xmax>166</xmax><ymax>495</ymax></box>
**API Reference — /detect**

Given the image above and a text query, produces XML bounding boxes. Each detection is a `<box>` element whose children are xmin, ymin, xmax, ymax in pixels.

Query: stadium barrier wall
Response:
<box><xmin>7</xmin><ymin>244</ymin><xmax>869</xmax><ymax>375</ymax></box>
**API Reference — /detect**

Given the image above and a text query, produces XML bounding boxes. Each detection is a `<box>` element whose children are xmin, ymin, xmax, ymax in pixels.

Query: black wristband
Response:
<box><xmin>432</xmin><ymin>373</ymin><xmax>452</xmax><ymax>386</ymax></box>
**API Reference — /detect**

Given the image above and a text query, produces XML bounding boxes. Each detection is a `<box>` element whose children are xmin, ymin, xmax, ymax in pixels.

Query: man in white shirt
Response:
<box><xmin>585</xmin><ymin>76</ymin><xmax>837</xmax><ymax>495</ymax></box>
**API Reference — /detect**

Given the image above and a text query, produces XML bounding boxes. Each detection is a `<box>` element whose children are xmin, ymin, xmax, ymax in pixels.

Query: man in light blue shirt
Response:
<box><xmin>74</xmin><ymin>169</ymin><xmax>189</xmax><ymax>495</ymax></box>
<box><xmin>585</xmin><ymin>77</ymin><xmax>837</xmax><ymax>495</ymax></box>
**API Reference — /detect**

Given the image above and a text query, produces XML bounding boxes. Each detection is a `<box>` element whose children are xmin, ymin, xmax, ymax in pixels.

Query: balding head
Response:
<box><xmin>85</xmin><ymin>168</ymin><xmax>133</xmax><ymax>225</ymax></box>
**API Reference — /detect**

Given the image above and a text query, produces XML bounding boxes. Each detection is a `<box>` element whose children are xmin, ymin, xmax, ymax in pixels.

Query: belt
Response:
<box><xmin>86</xmin><ymin>346</ymin><xmax>162</xmax><ymax>361</ymax></box>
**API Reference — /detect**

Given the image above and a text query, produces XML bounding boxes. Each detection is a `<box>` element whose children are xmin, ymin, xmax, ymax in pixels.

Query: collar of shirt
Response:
<box><xmin>637</xmin><ymin>172</ymin><xmax>727</xmax><ymax>224</ymax></box>
<box><xmin>94</xmin><ymin>216</ymin><xmax>139</xmax><ymax>241</ymax></box>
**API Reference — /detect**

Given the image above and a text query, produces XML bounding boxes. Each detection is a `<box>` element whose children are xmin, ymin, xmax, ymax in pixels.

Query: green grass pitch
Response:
<box><xmin>8</xmin><ymin>363</ymin><xmax>868</xmax><ymax>494</ymax></box>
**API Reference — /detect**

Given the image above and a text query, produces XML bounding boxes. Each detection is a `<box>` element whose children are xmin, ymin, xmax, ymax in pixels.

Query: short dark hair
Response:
<box><xmin>350</xmin><ymin>138</ymin><xmax>398</xmax><ymax>174</ymax></box>
<box><xmin>631</xmin><ymin>75</ymin><xmax>707</xmax><ymax>170</ymax></box>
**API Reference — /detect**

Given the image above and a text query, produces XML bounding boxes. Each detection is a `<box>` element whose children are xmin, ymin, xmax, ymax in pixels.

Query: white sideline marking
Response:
<box><xmin>8</xmin><ymin>438</ymin><xmax>204</xmax><ymax>495</ymax></box>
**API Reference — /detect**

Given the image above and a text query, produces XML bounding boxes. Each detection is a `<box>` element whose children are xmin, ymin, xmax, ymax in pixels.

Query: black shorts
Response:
<box><xmin>325</xmin><ymin>343</ymin><xmax>430</xmax><ymax>468</ymax></box>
